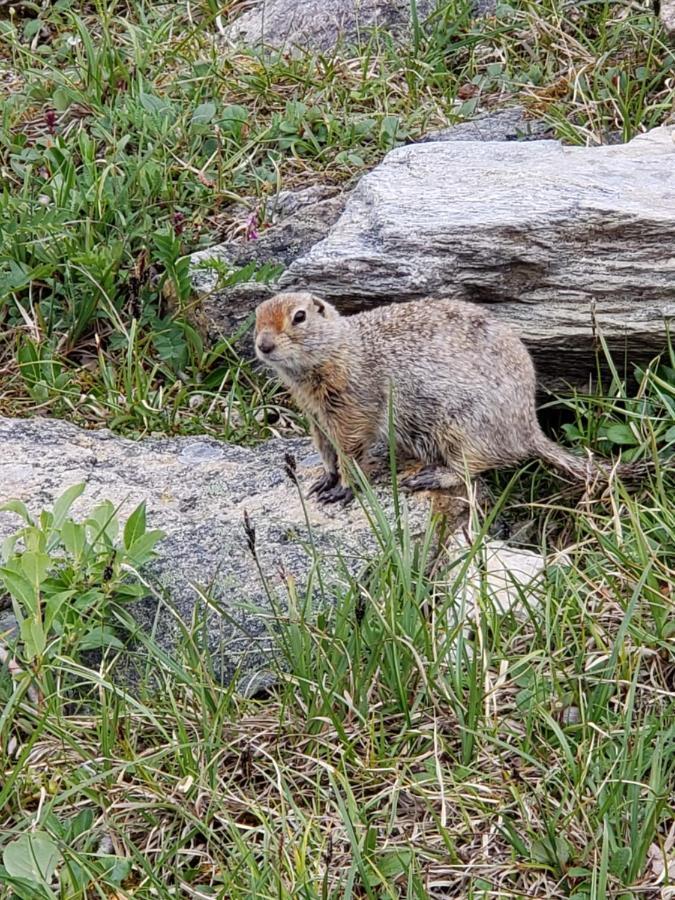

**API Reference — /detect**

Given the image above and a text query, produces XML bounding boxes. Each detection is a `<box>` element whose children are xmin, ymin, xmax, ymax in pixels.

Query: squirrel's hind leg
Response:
<box><xmin>399</xmin><ymin>465</ymin><xmax>463</xmax><ymax>494</ymax></box>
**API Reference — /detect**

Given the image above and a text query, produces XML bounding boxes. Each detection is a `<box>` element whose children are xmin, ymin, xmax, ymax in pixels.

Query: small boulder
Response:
<box><xmin>420</xmin><ymin>107</ymin><xmax>554</xmax><ymax>144</ymax></box>
<box><xmin>659</xmin><ymin>0</ymin><xmax>675</xmax><ymax>37</ymax></box>
<box><xmin>219</xmin><ymin>0</ymin><xmax>438</xmax><ymax>53</ymax></box>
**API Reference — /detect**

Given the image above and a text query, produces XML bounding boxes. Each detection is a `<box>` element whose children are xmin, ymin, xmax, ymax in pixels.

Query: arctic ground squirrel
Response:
<box><xmin>254</xmin><ymin>292</ymin><xmax>639</xmax><ymax>506</ymax></box>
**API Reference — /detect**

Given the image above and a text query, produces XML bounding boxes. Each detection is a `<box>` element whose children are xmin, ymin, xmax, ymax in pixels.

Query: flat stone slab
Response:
<box><xmin>0</xmin><ymin>418</ymin><xmax>377</xmax><ymax>689</ymax></box>
<box><xmin>281</xmin><ymin>126</ymin><xmax>675</xmax><ymax>386</ymax></box>
<box><xmin>0</xmin><ymin>417</ymin><xmax>551</xmax><ymax>689</ymax></box>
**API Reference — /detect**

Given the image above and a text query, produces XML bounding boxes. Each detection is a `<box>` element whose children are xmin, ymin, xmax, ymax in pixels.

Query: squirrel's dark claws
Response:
<box><xmin>316</xmin><ymin>484</ymin><xmax>354</xmax><ymax>506</ymax></box>
<box><xmin>307</xmin><ymin>471</ymin><xmax>339</xmax><ymax>498</ymax></box>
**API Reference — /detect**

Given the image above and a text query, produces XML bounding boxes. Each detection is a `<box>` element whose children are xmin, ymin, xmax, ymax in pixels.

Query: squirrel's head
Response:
<box><xmin>254</xmin><ymin>292</ymin><xmax>340</xmax><ymax>376</ymax></box>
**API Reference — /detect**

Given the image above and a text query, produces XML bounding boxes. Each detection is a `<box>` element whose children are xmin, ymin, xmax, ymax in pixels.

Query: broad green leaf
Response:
<box><xmin>61</xmin><ymin>520</ymin><xmax>86</xmax><ymax>559</ymax></box>
<box><xmin>39</xmin><ymin>510</ymin><xmax>54</xmax><ymax>533</ymax></box>
<box><xmin>86</xmin><ymin>501</ymin><xmax>118</xmax><ymax>544</ymax></box>
<box><xmin>0</xmin><ymin>872</ymin><xmax>53</xmax><ymax>900</ymax></box>
<box><xmin>20</xmin><ymin>618</ymin><xmax>46</xmax><ymax>659</ymax></box>
<box><xmin>1</xmin><ymin>533</ymin><xmax>18</xmax><ymax>563</ymax></box>
<box><xmin>52</xmin><ymin>483</ymin><xmax>85</xmax><ymax>529</ymax></box>
<box><xmin>609</xmin><ymin>846</ymin><xmax>632</xmax><ymax>877</ymax></box>
<box><xmin>0</xmin><ymin>566</ymin><xmax>38</xmax><ymax>615</ymax></box>
<box><xmin>123</xmin><ymin>501</ymin><xmax>147</xmax><ymax>551</ymax></box>
<box><xmin>191</xmin><ymin>101</ymin><xmax>216</xmax><ymax>125</ymax></box>
<box><xmin>20</xmin><ymin>551</ymin><xmax>50</xmax><ymax>591</ymax></box>
<box><xmin>25</xmin><ymin>526</ymin><xmax>46</xmax><ymax>553</ymax></box>
<box><xmin>78</xmin><ymin>627</ymin><xmax>124</xmax><ymax>652</ymax></box>
<box><xmin>126</xmin><ymin>529</ymin><xmax>165</xmax><ymax>565</ymax></box>
<box><xmin>0</xmin><ymin>499</ymin><xmax>33</xmax><ymax>524</ymax></box>
<box><xmin>65</xmin><ymin>809</ymin><xmax>94</xmax><ymax>843</ymax></box>
<box><xmin>221</xmin><ymin>104</ymin><xmax>248</xmax><ymax>127</ymax></box>
<box><xmin>3</xmin><ymin>831</ymin><xmax>60</xmax><ymax>886</ymax></box>
<box><xmin>52</xmin><ymin>86</ymin><xmax>71</xmax><ymax>111</ymax></box>
<box><xmin>96</xmin><ymin>856</ymin><xmax>132</xmax><ymax>886</ymax></box>
<box><xmin>605</xmin><ymin>423</ymin><xmax>638</xmax><ymax>446</ymax></box>
<box><xmin>73</xmin><ymin>588</ymin><xmax>105</xmax><ymax>612</ymax></box>
<box><xmin>113</xmin><ymin>583</ymin><xmax>148</xmax><ymax>599</ymax></box>
<box><xmin>45</xmin><ymin>590</ymin><xmax>76</xmax><ymax>631</ymax></box>
<box><xmin>368</xmin><ymin>850</ymin><xmax>413</xmax><ymax>885</ymax></box>
<box><xmin>531</xmin><ymin>835</ymin><xmax>571</xmax><ymax>866</ymax></box>
<box><xmin>139</xmin><ymin>91</ymin><xmax>171</xmax><ymax>115</ymax></box>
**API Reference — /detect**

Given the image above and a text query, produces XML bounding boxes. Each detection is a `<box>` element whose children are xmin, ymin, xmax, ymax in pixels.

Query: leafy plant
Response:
<box><xmin>1</xmin><ymin>811</ymin><xmax>132</xmax><ymax>899</ymax></box>
<box><xmin>0</xmin><ymin>483</ymin><xmax>164</xmax><ymax>682</ymax></box>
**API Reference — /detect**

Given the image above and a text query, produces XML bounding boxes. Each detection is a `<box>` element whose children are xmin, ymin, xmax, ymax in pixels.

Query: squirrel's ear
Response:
<box><xmin>312</xmin><ymin>297</ymin><xmax>326</xmax><ymax>316</ymax></box>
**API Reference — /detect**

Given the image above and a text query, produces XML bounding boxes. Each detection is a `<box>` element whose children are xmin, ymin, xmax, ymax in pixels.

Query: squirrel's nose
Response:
<box><xmin>257</xmin><ymin>334</ymin><xmax>276</xmax><ymax>355</ymax></box>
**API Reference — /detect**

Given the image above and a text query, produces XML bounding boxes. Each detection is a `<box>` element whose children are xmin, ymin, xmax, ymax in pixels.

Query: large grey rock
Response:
<box><xmin>281</xmin><ymin>126</ymin><xmax>675</xmax><ymax>387</ymax></box>
<box><xmin>191</xmin><ymin>113</ymin><xmax>555</xmax><ymax>340</ymax></box>
<box><xmin>220</xmin><ymin>0</ymin><xmax>438</xmax><ymax>53</ymax></box>
<box><xmin>0</xmin><ymin>417</ymin><xmax>549</xmax><ymax>690</ymax></box>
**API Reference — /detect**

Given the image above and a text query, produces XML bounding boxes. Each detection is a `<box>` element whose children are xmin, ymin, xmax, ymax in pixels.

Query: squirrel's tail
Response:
<box><xmin>531</xmin><ymin>433</ymin><xmax>648</xmax><ymax>488</ymax></box>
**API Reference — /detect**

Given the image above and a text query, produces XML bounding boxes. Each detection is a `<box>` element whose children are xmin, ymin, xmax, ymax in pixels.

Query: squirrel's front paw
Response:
<box><xmin>316</xmin><ymin>484</ymin><xmax>354</xmax><ymax>506</ymax></box>
<box><xmin>307</xmin><ymin>471</ymin><xmax>339</xmax><ymax>498</ymax></box>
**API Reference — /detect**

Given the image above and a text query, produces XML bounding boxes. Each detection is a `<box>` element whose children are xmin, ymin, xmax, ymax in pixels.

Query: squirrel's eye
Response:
<box><xmin>292</xmin><ymin>309</ymin><xmax>306</xmax><ymax>325</ymax></box>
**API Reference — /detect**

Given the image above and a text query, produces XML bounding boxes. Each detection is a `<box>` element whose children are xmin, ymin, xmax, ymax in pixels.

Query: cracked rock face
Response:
<box><xmin>280</xmin><ymin>126</ymin><xmax>675</xmax><ymax>387</ymax></box>
<box><xmin>0</xmin><ymin>417</ymin><xmax>549</xmax><ymax>690</ymax></box>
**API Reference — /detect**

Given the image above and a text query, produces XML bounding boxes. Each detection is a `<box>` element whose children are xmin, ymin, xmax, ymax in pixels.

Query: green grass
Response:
<box><xmin>1</xmin><ymin>1</ymin><xmax>674</xmax><ymax>897</ymax></box>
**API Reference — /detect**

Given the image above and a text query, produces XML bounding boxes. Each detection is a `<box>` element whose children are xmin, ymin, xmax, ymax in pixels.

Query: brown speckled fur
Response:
<box><xmin>254</xmin><ymin>291</ymin><xmax>624</xmax><ymax>503</ymax></box>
